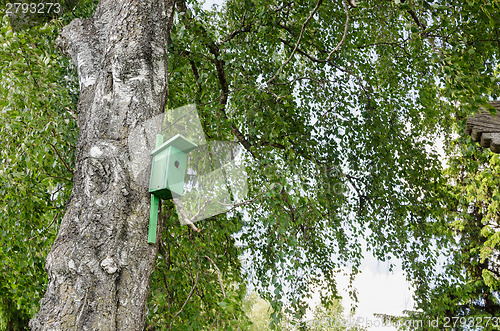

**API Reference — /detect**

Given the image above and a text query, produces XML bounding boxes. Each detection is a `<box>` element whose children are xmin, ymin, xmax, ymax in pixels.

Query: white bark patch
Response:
<box><xmin>102</xmin><ymin>92</ymin><xmax>112</xmax><ymax>102</ymax></box>
<box><xmin>76</xmin><ymin>52</ymin><xmax>97</xmax><ymax>89</ymax></box>
<box><xmin>68</xmin><ymin>260</ymin><xmax>77</xmax><ymax>273</ymax></box>
<box><xmin>119</xmin><ymin>250</ymin><xmax>128</xmax><ymax>266</ymax></box>
<box><xmin>100</xmin><ymin>257</ymin><xmax>118</xmax><ymax>274</ymax></box>
<box><xmin>80</xmin><ymin>75</ymin><xmax>97</xmax><ymax>89</ymax></box>
<box><xmin>153</xmin><ymin>60</ymin><xmax>165</xmax><ymax>94</ymax></box>
<box><xmin>95</xmin><ymin>198</ymin><xmax>106</xmax><ymax>207</ymax></box>
<box><xmin>129</xmin><ymin>69</ymin><xmax>147</xmax><ymax>82</ymax></box>
<box><xmin>127</xmin><ymin>115</ymin><xmax>162</xmax><ymax>187</ymax></box>
<box><xmin>90</xmin><ymin>146</ymin><xmax>103</xmax><ymax>158</ymax></box>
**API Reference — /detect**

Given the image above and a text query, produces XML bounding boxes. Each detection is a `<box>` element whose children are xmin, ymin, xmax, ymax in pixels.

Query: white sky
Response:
<box><xmin>301</xmin><ymin>249</ymin><xmax>414</xmax><ymax>331</ymax></box>
<box><xmin>339</xmin><ymin>255</ymin><xmax>415</xmax><ymax>330</ymax></box>
<box><xmin>202</xmin><ymin>0</ymin><xmax>224</xmax><ymax>11</ymax></box>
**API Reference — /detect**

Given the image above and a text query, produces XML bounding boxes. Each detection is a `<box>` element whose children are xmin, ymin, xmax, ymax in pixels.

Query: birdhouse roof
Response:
<box><xmin>150</xmin><ymin>134</ymin><xmax>198</xmax><ymax>156</ymax></box>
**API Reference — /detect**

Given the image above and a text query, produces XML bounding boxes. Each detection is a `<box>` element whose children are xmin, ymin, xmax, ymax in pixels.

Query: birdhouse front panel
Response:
<box><xmin>149</xmin><ymin>134</ymin><xmax>197</xmax><ymax>199</ymax></box>
<box><xmin>164</xmin><ymin>145</ymin><xmax>188</xmax><ymax>197</ymax></box>
<box><xmin>149</xmin><ymin>146</ymin><xmax>189</xmax><ymax>199</ymax></box>
<box><xmin>148</xmin><ymin>133</ymin><xmax>197</xmax><ymax>244</ymax></box>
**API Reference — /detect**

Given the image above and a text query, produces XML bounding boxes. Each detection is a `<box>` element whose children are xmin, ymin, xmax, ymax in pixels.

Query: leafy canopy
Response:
<box><xmin>1</xmin><ymin>0</ymin><xmax>500</xmax><ymax>330</ymax></box>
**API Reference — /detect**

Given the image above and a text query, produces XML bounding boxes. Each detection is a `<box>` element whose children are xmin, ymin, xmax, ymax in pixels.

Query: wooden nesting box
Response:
<box><xmin>148</xmin><ymin>134</ymin><xmax>196</xmax><ymax>244</ymax></box>
<box><xmin>149</xmin><ymin>134</ymin><xmax>197</xmax><ymax>199</ymax></box>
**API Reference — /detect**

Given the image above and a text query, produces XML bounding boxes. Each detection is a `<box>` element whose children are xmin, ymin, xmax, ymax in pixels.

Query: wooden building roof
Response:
<box><xmin>465</xmin><ymin>101</ymin><xmax>500</xmax><ymax>153</ymax></box>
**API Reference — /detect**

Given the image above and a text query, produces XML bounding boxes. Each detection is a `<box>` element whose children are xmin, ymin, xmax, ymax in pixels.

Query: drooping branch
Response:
<box><xmin>175</xmin><ymin>0</ymin><xmax>255</xmax><ymax>156</ymax></box>
<box><xmin>168</xmin><ymin>258</ymin><xmax>201</xmax><ymax>330</ymax></box>
<box><xmin>276</xmin><ymin>0</ymin><xmax>351</xmax><ymax>63</ymax></box>
<box><xmin>204</xmin><ymin>255</ymin><xmax>226</xmax><ymax>297</ymax></box>
<box><xmin>266</xmin><ymin>0</ymin><xmax>323</xmax><ymax>85</ymax></box>
<box><xmin>20</xmin><ymin>42</ymin><xmax>40</xmax><ymax>90</ymax></box>
<box><xmin>399</xmin><ymin>0</ymin><xmax>427</xmax><ymax>31</ymax></box>
<box><xmin>277</xmin><ymin>37</ymin><xmax>372</xmax><ymax>94</ymax></box>
<box><xmin>218</xmin><ymin>10</ymin><xmax>252</xmax><ymax>45</ymax></box>
<box><xmin>324</xmin><ymin>0</ymin><xmax>350</xmax><ymax>62</ymax></box>
<box><xmin>48</xmin><ymin>141</ymin><xmax>73</xmax><ymax>173</ymax></box>
<box><xmin>29</xmin><ymin>211</ymin><xmax>59</xmax><ymax>241</ymax></box>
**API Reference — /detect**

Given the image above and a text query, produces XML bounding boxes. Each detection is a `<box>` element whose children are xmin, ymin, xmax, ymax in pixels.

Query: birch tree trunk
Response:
<box><xmin>30</xmin><ymin>0</ymin><xmax>175</xmax><ymax>329</ymax></box>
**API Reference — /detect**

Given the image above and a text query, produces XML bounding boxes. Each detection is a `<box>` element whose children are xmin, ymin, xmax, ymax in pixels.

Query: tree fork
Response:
<box><xmin>30</xmin><ymin>0</ymin><xmax>175</xmax><ymax>329</ymax></box>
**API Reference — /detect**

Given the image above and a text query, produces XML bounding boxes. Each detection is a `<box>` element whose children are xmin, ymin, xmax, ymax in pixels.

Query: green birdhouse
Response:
<box><xmin>148</xmin><ymin>133</ymin><xmax>197</xmax><ymax>243</ymax></box>
<box><xmin>149</xmin><ymin>134</ymin><xmax>197</xmax><ymax>199</ymax></box>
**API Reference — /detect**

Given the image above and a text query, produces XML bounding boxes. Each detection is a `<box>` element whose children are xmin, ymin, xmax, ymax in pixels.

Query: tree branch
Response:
<box><xmin>45</xmin><ymin>174</ymin><xmax>72</xmax><ymax>182</ymax></box>
<box><xmin>48</xmin><ymin>141</ymin><xmax>73</xmax><ymax>173</ymax></box>
<box><xmin>347</xmin><ymin>0</ymin><xmax>358</xmax><ymax>8</ymax></box>
<box><xmin>266</xmin><ymin>0</ymin><xmax>323</xmax><ymax>85</ymax></box>
<box><xmin>400</xmin><ymin>0</ymin><xmax>426</xmax><ymax>31</ymax></box>
<box><xmin>188</xmin><ymin>58</ymin><xmax>203</xmax><ymax>103</ymax></box>
<box><xmin>324</xmin><ymin>0</ymin><xmax>350</xmax><ymax>62</ymax></box>
<box><xmin>176</xmin><ymin>0</ymin><xmax>256</xmax><ymax>157</ymax></box>
<box><xmin>407</xmin><ymin>9</ymin><xmax>426</xmax><ymax>31</ymax></box>
<box><xmin>173</xmin><ymin>198</ymin><xmax>202</xmax><ymax>232</ymax></box>
<box><xmin>168</xmin><ymin>258</ymin><xmax>201</xmax><ymax>330</ymax></box>
<box><xmin>270</xmin><ymin>0</ymin><xmax>350</xmax><ymax>65</ymax></box>
<box><xmin>20</xmin><ymin>42</ymin><xmax>40</xmax><ymax>90</ymax></box>
<box><xmin>204</xmin><ymin>256</ymin><xmax>226</xmax><ymax>297</ymax></box>
<box><xmin>277</xmin><ymin>37</ymin><xmax>372</xmax><ymax>93</ymax></box>
<box><xmin>218</xmin><ymin>10</ymin><xmax>252</xmax><ymax>45</ymax></box>
<box><xmin>29</xmin><ymin>212</ymin><xmax>60</xmax><ymax>241</ymax></box>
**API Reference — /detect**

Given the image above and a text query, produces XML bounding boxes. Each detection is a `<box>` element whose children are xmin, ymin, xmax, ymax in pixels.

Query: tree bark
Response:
<box><xmin>30</xmin><ymin>0</ymin><xmax>175</xmax><ymax>329</ymax></box>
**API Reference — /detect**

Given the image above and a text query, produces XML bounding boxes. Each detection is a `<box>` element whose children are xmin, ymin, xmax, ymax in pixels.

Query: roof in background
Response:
<box><xmin>466</xmin><ymin>101</ymin><xmax>500</xmax><ymax>153</ymax></box>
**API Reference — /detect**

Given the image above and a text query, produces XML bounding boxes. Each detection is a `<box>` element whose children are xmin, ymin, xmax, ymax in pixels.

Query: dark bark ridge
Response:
<box><xmin>30</xmin><ymin>0</ymin><xmax>175</xmax><ymax>329</ymax></box>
